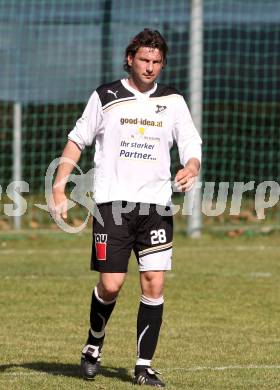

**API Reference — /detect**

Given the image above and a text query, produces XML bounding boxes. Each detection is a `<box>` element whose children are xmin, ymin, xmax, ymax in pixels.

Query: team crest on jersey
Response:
<box><xmin>94</xmin><ymin>233</ymin><xmax>108</xmax><ymax>261</ymax></box>
<box><xmin>155</xmin><ymin>104</ymin><xmax>167</xmax><ymax>114</ymax></box>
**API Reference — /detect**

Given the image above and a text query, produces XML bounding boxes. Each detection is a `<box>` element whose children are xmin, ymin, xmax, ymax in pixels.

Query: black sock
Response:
<box><xmin>136</xmin><ymin>302</ymin><xmax>163</xmax><ymax>363</ymax></box>
<box><xmin>86</xmin><ymin>287</ymin><xmax>116</xmax><ymax>345</ymax></box>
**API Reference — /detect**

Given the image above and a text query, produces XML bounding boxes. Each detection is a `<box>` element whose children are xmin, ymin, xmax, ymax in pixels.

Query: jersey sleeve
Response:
<box><xmin>173</xmin><ymin>96</ymin><xmax>202</xmax><ymax>166</ymax></box>
<box><xmin>68</xmin><ymin>91</ymin><xmax>102</xmax><ymax>150</ymax></box>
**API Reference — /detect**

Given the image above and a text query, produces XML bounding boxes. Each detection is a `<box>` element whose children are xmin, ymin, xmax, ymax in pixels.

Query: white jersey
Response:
<box><xmin>68</xmin><ymin>79</ymin><xmax>202</xmax><ymax>206</ymax></box>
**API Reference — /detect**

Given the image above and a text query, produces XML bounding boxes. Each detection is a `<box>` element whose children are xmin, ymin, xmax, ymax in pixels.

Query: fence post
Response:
<box><xmin>13</xmin><ymin>102</ymin><xmax>22</xmax><ymax>229</ymax></box>
<box><xmin>188</xmin><ymin>0</ymin><xmax>203</xmax><ymax>238</ymax></box>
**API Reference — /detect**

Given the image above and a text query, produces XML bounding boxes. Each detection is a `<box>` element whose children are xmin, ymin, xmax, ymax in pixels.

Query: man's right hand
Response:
<box><xmin>50</xmin><ymin>190</ymin><xmax>68</xmax><ymax>221</ymax></box>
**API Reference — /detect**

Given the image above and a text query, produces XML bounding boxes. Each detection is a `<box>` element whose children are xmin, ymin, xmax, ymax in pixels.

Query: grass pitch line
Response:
<box><xmin>0</xmin><ymin>248</ymin><xmax>90</xmax><ymax>255</ymax></box>
<box><xmin>164</xmin><ymin>364</ymin><xmax>280</xmax><ymax>372</ymax></box>
<box><xmin>0</xmin><ymin>245</ymin><xmax>278</xmax><ymax>256</ymax></box>
<box><xmin>179</xmin><ymin>245</ymin><xmax>278</xmax><ymax>252</ymax></box>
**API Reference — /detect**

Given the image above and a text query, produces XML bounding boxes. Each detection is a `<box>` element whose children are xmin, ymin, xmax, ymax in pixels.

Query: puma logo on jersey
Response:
<box><xmin>107</xmin><ymin>89</ymin><xmax>118</xmax><ymax>99</ymax></box>
<box><xmin>155</xmin><ymin>104</ymin><xmax>167</xmax><ymax>114</ymax></box>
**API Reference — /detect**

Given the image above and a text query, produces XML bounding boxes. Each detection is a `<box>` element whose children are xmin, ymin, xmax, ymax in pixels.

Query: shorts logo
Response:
<box><xmin>94</xmin><ymin>233</ymin><xmax>108</xmax><ymax>261</ymax></box>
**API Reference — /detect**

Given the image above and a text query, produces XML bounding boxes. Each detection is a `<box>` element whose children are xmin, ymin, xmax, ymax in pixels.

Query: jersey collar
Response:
<box><xmin>121</xmin><ymin>78</ymin><xmax>157</xmax><ymax>98</ymax></box>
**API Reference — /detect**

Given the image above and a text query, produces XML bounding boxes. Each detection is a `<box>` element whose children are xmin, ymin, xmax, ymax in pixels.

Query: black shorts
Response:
<box><xmin>91</xmin><ymin>202</ymin><xmax>173</xmax><ymax>273</ymax></box>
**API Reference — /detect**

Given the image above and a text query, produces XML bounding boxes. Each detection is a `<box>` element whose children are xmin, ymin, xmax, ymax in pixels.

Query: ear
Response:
<box><xmin>127</xmin><ymin>55</ymin><xmax>133</xmax><ymax>67</ymax></box>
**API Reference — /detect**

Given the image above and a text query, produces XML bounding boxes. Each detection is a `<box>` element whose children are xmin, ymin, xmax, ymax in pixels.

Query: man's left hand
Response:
<box><xmin>174</xmin><ymin>158</ymin><xmax>200</xmax><ymax>192</ymax></box>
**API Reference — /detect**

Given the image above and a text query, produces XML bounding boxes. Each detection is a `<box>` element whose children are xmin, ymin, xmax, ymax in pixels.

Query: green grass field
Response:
<box><xmin>0</xmin><ymin>229</ymin><xmax>280</xmax><ymax>389</ymax></box>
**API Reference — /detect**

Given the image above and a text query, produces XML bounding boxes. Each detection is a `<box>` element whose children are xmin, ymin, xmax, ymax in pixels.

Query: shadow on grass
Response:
<box><xmin>0</xmin><ymin>362</ymin><xmax>132</xmax><ymax>383</ymax></box>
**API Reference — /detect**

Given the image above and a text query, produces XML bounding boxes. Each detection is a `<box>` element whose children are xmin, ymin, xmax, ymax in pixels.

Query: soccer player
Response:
<box><xmin>51</xmin><ymin>28</ymin><xmax>202</xmax><ymax>387</ymax></box>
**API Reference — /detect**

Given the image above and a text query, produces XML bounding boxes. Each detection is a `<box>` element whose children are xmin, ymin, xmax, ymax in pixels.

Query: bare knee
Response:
<box><xmin>140</xmin><ymin>271</ymin><xmax>165</xmax><ymax>299</ymax></box>
<box><xmin>97</xmin><ymin>273</ymin><xmax>126</xmax><ymax>301</ymax></box>
<box><xmin>97</xmin><ymin>282</ymin><xmax>119</xmax><ymax>300</ymax></box>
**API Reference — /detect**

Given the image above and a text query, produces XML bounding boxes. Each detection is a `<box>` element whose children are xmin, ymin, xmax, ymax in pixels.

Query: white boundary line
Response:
<box><xmin>1</xmin><ymin>365</ymin><xmax>280</xmax><ymax>377</ymax></box>
<box><xmin>0</xmin><ymin>249</ymin><xmax>90</xmax><ymax>255</ymax></box>
<box><xmin>0</xmin><ymin>245</ymin><xmax>279</xmax><ymax>256</ymax></box>
<box><xmin>163</xmin><ymin>364</ymin><xmax>280</xmax><ymax>372</ymax></box>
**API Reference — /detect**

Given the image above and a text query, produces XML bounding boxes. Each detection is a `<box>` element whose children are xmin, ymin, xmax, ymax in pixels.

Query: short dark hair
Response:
<box><xmin>124</xmin><ymin>28</ymin><xmax>168</xmax><ymax>73</ymax></box>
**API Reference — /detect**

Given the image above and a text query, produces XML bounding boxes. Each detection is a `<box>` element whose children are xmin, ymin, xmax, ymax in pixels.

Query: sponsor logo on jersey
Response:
<box><xmin>155</xmin><ymin>104</ymin><xmax>167</xmax><ymax>114</ymax></box>
<box><xmin>94</xmin><ymin>233</ymin><xmax>108</xmax><ymax>260</ymax></box>
<box><xmin>107</xmin><ymin>89</ymin><xmax>118</xmax><ymax>99</ymax></box>
<box><xmin>120</xmin><ymin>117</ymin><xmax>163</xmax><ymax>128</ymax></box>
<box><xmin>138</xmin><ymin>127</ymin><xmax>145</xmax><ymax>135</ymax></box>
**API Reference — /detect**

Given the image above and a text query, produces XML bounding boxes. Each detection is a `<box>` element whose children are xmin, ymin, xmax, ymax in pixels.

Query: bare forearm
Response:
<box><xmin>53</xmin><ymin>140</ymin><xmax>82</xmax><ymax>193</ymax></box>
